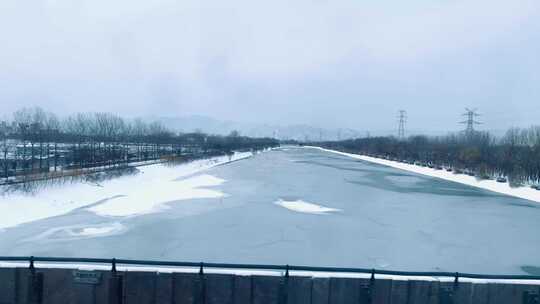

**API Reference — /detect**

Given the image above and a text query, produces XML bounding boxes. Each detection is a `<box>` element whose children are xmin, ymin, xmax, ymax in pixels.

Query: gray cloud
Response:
<box><xmin>1</xmin><ymin>0</ymin><xmax>539</xmax><ymax>133</ymax></box>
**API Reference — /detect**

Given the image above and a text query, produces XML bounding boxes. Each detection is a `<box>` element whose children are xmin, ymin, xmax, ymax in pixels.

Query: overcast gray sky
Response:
<box><xmin>1</xmin><ymin>0</ymin><xmax>539</xmax><ymax>132</ymax></box>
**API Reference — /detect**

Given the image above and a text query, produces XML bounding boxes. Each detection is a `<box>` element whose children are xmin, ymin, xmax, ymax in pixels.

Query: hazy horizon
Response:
<box><xmin>1</xmin><ymin>0</ymin><xmax>539</xmax><ymax>132</ymax></box>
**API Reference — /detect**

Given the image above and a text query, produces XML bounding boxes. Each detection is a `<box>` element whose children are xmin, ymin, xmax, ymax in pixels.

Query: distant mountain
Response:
<box><xmin>150</xmin><ymin>115</ymin><xmax>363</xmax><ymax>141</ymax></box>
<box><xmin>151</xmin><ymin>115</ymin><xmax>507</xmax><ymax>141</ymax></box>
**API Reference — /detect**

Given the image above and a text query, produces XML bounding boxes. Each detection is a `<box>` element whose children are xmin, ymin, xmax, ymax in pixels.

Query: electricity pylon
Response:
<box><xmin>460</xmin><ymin>108</ymin><xmax>481</xmax><ymax>138</ymax></box>
<box><xmin>397</xmin><ymin>110</ymin><xmax>407</xmax><ymax>139</ymax></box>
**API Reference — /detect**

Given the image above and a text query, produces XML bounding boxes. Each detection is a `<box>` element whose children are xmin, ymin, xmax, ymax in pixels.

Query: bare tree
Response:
<box><xmin>2</xmin><ymin>107</ymin><xmax>279</xmax><ymax>184</ymax></box>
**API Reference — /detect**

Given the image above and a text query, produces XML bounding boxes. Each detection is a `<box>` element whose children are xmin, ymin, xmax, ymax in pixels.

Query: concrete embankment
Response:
<box><xmin>1</xmin><ymin>266</ymin><xmax>539</xmax><ymax>304</ymax></box>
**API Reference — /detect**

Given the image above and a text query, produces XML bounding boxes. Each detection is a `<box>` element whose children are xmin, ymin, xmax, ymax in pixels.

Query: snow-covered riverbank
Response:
<box><xmin>0</xmin><ymin>151</ymin><xmax>253</xmax><ymax>230</ymax></box>
<box><xmin>309</xmin><ymin>146</ymin><xmax>540</xmax><ymax>203</ymax></box>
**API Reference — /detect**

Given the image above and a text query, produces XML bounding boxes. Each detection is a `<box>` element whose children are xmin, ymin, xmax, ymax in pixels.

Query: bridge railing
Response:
<box><xmin>1</xmin><ymin>256</ymin><xmax>540</xmax><ymax>304</ymax></box>
<box><xmin>1</xmin><ymin>256</ymin><xmax>539</xmax><ymax>282</ymax></box>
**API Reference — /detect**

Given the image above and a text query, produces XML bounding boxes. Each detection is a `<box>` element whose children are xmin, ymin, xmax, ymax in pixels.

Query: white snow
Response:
<box><xmin>309</xmin><ymin>146</ymin><xmax>540</xmax><ymax>203</ymax></box>
<box><xmin>88</xmin><ymin>174</ymin><xmax>226</xmax><ymax>217</ymax></box>
<box><xmin>0</xmin><ymin>152</ymin><xmax>253</xmax><ymax>229</ymax></box>
<box><xmin>19</xmin><ymin>222</ymin><xmax>126</xmax><ymax>242</ymax></box>
<box><xmin>74</xmin><ymin>223</ymin><xmax>124</xmax><ymax>236</ymax></box>
<box><xmin>274</xmin><ymin>199</ymin><xmax>341</xmax><ymax>214</ymax></box>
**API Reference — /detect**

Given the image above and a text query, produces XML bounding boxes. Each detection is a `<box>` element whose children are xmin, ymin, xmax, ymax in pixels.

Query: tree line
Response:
<box><xmin>318</xmin><ymin>127</ymin><xmax>540</xmax><ymax>187</ymax></box>
<box><xmin>0</xmin><ymin>107</ymin><xmax>278</xmax><ymax>184</ymax></box>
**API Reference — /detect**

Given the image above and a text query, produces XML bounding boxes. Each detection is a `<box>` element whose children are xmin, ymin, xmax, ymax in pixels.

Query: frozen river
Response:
<box><xmin>1</xmin><ymin>147</ymin><xmax>539</xmax><ymax>275</ymax></box>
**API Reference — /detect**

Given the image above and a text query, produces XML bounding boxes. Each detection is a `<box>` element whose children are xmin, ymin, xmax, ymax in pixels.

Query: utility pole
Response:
<box><xmin>397</xmin><ymin>110</ymin><xmax>407</xmax><ymax>139</ymax></box>
<box><xmin>460</xmin><ymin>108</ymin><xmax>481</xmax><ymax>138</ymax></box>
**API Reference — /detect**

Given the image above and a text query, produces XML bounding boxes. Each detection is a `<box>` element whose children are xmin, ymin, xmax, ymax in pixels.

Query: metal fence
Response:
<box><xmin>1</xmin><ymin>256</ymin><xmax>539</xmax><ymax>281</ymax></box>
<box><xmin>2</xmin><ymin>256</ymin><xmax>540</xmax><ymax>304</ymax></box>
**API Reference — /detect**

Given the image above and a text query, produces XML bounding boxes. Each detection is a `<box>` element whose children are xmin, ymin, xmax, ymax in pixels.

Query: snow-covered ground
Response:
<box><xmin>274</xmin><ymin>199</ymin><xmax>341</xmax><ymax>214</ymax></box>
<box><xmin>0</xmin><ymin>152</ymin><xmax>253</xmax><ymax>230</ymax></box>
<box><xmin>309</xmin><ymin>146</ymin><xmax>540</xmax><ymax>203</ymax></box>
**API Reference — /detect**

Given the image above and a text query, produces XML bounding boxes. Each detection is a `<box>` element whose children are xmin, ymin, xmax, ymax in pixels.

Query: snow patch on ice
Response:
<box><xmin>309</xmin><ymin>146</ymin><xmax>540</xmax><ymax>203</ymax></box>
<box><xmin>88</xmin><ymin>174</ymin><xmax>226</xmax><ymax>217</ymax></box>
<box><xmin>74</xmin><ymin>223</ymin><xmax>124</xmax><ymax>236</ymax></box>
<box><xmin>275</xmin><ymin>199</ymin><xmax>341</xmax><ymax>214</ymax></box>
<box><xmin>0</xmin><ymin>151</ymin><xmax>253</xmax><ymax>229</ymax></box>
<box><xmin>21</xmin><ymin>222</ymin><xmax>126</xmax><ymax>242</ymax></box>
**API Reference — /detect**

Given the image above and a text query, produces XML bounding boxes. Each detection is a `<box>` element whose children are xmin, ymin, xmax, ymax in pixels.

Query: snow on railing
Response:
<box><xmin>1</xmin><ymin>256</ymin><xmax>539</xmax><ymax>285</ymax></box>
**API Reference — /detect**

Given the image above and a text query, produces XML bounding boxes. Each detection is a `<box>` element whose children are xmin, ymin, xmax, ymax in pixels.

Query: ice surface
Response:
<box><xmin>1</xmin><ymin>147</ymin><xmax>539</xmax><ymax>275</ymax></box>
<box><xmin>311</xmin><ymin>147</ymin><xmax>540</xmax><ymax>203</ymax></box>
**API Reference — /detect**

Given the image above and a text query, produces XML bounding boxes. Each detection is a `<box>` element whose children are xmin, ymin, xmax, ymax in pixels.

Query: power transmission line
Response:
<box><xmin>397</xmin><ymin>110</ymin><xmax>407</xmax><ymax>139</ymax></box>
<box><xmin>460</xmin><ymin>108</ymin><xmax>481</xmax><ymax>137</ymax></box>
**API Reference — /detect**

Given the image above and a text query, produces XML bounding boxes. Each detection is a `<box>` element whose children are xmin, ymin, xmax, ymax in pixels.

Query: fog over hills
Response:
<box><xmin>150</xmin><ymin>115</ymin><xmax>363</xmax><ymax>141</ymax></box>
<box><xmin>151</xmin><ymin>115</ymin><xmax>509</xmax><ymax>140</ymax></box>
